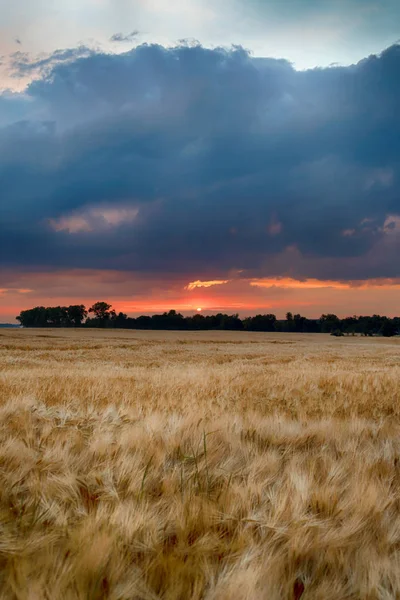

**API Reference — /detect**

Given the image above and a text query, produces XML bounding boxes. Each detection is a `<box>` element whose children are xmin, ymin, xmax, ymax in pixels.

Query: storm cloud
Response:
<box><xmin>1</xmin><ymin>42</ymin><xmax>400</xmax><ymax>283</ymax></box>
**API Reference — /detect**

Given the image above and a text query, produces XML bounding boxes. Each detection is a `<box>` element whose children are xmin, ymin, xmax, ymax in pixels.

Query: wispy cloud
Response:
<box><xmin>249</xmin><ymin>277</ymin><xmax>400</xmax><ymax>290</ymax></box>
<box><xmin>250</xmin><ymin>278</ymin><xmax>351</xmax><ymax>290</ymax></box>
<box><xmin>185</xmin><ymin>280</ymin><xmax>229</xmax><ymax>291</ymax></box>
<box><xmin>0</xmin><ymin>288</ymin><xmax>33</xmax><ymax>295</ymax></box>
<box><xmin>110</xmin><ymin>31</ymin><xmax>140</xmax><ymax>43</ymax></box>
<box><xmin>10</xmin><ymin>46</ymin><xmax>95</xmax><ymax>78</ymax></box>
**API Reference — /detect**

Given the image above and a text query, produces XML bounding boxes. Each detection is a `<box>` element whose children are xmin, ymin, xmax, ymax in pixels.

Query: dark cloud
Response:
<box><xmin>110</xmin><ymin>31</ymin><xmax>140</xmax><ymax>43</ymax></box>
<box><xmin>1</xmin><ymin>43</ymin><xmax>400</xmax><ymax>281</ymax></box>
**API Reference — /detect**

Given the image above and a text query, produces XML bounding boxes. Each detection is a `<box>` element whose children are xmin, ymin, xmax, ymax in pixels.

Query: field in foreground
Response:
<box><xmin>1</xmin><ymin>329</ymin><xmax>400</xmax><ymax>599</ymax></box>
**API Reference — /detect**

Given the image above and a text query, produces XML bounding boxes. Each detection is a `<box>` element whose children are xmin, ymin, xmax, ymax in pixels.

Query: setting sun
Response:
<box><xmin>196</xmin><ymin>308</ymin><xmax>202</xmax><ymax>312</ymax></box>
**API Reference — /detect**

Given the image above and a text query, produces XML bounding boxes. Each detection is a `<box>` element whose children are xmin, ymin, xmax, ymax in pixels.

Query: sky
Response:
<box><xmin>1</xmin><ymin>0</ymin><xmax>400</xmax><ymax>320</ymax></box>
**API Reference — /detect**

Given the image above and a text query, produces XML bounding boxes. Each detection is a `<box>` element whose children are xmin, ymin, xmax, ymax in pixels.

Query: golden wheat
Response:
<box><xmin>1</xmin><ymin>328</ymin><xmax>400</xmax><ymax>599</ymax></box>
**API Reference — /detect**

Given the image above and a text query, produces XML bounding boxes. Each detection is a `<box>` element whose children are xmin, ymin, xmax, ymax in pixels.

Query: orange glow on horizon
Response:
<box><xmin>3</xmin><ymin>269</ymin><xmax>400</xmax><ymax>321</ymax></box>
<box><xmin>185</xmin><ymin>276</ymin><xmax>400</xmax><ymax>294</ymax></box>
<box><xmin>249</xmin><ymin>277</ymin><xmax>400</xmax><ymax>290</ymax></box>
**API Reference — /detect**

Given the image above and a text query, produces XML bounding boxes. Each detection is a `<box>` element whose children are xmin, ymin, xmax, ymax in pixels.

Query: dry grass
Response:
<box><xmin>1</xmin><ymin>328</ymin><xmax>400</xmax><ymax>599</ymax></box>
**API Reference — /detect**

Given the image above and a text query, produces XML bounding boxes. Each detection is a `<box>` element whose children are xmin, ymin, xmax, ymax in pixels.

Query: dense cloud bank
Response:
<box><xmin>1</xmin><ymin>43</ymin><xmax>400</xmax><ymax>280</ymax></box>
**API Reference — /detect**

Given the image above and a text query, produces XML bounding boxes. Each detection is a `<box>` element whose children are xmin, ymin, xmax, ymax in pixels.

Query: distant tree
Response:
<box><xmin>303</xmin><ymin>319</ymin><xmax>320</xmax><ymax>333</ymax></box>
<box><xmin>331</xmin><ymin>329</ymin><xmax>344</xmax><ymax>337</ymax></box>
<box><xmin>66</xmin><ymin>305</ymin><xmax>87</xmax><ymax>327</ymax></box>
<box><xmin>88</xmin><ymin>302</ymin><xmax>115</xmax><ymax>323</ymax></box>
<box><xmin>358</xmin><ymin>315</ymin><xmax>384</xmax><ymax>336</ymax></box>
<box><xmin>188</xmin><ymin>313</ymin><xmax>206</xmax><ymax>330</ymax></box>
<box><xmin>360</xmin><ymin>318</ymin><xmax>374</xmax><ymax>336</ymax></box>
<box><xmin>380</xmin><ymin>319</ymin><xmax>397</xmax><ymax>337</ymax></box>
<box><xmin>284</xmin><ymin>312</ymin><xmax>295</xmax><ymax>332</ymax></box>
<box><xmin>341</xmin><ymin>316</ymin><xmax>358</xmax><ymax>335</ymax></box>
<box><xmin>212</xmin><ymin>313</ymin><xmax>243</xmax><ymax>330</ymax></box>
<box><xmin>16</xmin><ymin>307</ymin><xmax>48</xmax><ymax>328</ymax></box>
<box><xmin>293</xmin><ymin>314</ymin><xmax>306</xmax><ymax>332</ymax></box>
<box><xmin>244</xmin><ymin>314</ymin><xmax>277</xmax><ymax>332</ymax></box>
<box><xmin>150</xmin><ymin>310</ymin><xmax>186</xmax><ymax>330</ymax></box>
<box><xmin>113</xmin><ymin>312</ymin><xmax>128</xmax><ymax>328</ymax></box>
<box><xmin>393</xmin><ymin>317</ymin><xmax>400</xmax><ymax>334</ymax></box>
<box><xmin>16</xmin><ymin>302</ymin><xmax>400</xmax><ymax>335</ymax></box>
<box><xmin>45</xmin><ymin>306</ymin><xmax>67</xmax><ymax>327</ymax></box>
<box><xmin>17</xmin><ymin>305</ymin><xmax>88</xmax><ymax>328</ymax></box>
<box><xmin>135</xmin><ymin>315</ymin><xmax>152</xmax><ymax>329</ymax></box>
<box><xmin>319</xmin><ymin>314</ymin><xmax>340</xmax><ymax>333</ymax></box>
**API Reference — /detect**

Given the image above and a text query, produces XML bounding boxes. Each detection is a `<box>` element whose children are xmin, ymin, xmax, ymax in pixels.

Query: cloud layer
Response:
<box><xmin>1</xmin><ymin>42</ymin><xmax>400</xmax><ymax>315</ymax></box>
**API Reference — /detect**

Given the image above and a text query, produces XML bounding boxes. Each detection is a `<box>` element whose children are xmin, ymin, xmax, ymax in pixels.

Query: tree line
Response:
<box><xmin>15</xmin><ymin>302</ymin><xmax>400</xmax><ymax>336</ymax></box>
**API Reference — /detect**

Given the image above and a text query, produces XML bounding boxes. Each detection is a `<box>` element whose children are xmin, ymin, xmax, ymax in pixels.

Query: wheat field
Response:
<box><xmin>1</xmin><ymin>328</ymin><xmax>400</xmax><ymax>599</ymax></box>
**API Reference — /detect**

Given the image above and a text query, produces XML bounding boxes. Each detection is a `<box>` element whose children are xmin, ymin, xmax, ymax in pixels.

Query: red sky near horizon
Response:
<box><xmin>2</xmin><ymin>271</ymin><xmax>400</xmax><ymax>322</ymax></box>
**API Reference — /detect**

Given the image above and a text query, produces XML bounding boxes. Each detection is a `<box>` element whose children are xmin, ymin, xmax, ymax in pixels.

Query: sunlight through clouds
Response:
<box><xmin>49</xmin><ymin>206</ymin><xmax>139</xmax><ymax>234</ymax></box>
<box><xmin>185</xmin><ymin>280</ymin><xmax>229</xmax><ymax>291</ymax></box>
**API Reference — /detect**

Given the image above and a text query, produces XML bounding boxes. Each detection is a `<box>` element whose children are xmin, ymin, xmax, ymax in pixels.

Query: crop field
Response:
<box><xmin>1</xmin><ymin>328</ymin><xmax>400</xmax><ymax>599</ymax></box>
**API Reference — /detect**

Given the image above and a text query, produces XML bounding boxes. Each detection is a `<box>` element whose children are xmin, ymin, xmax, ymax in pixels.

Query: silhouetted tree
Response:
<box><xmin>151</xmin><ymin>310</ymin><xmax>185</xmax><ymax>330</ymax></box>
<box><xmin>66</xmin><ymin>305</ymin><xmax>88</xmax><ymax>327</ymax></box>
<box><xmin>17</xmin><ymin>307</ymin><xmax>48</xmax><ymax>327</ymax></box>
<box><xmin>135</xmin><ymin>316</ymin><xmax>152</xmax><ymax>329</ymax></box>
<box><xmin>341</xmin><ymin>316</ymin><xmax>358</xmax><ymax>335</ymax></box>
<box><xmin>319</xmin><ymin>314</ymin><xmax>341</xmax><ymax>333</ymax></box>
<box><xmin>331</xmin><ymin>329</ymin><xmax>344</xmax><ymax>337</ymax></box>
<box><xmin>15</xmin><ymin>303</ymin><xmax>400</xmax><ymax>336</ymax></box>
<box><xmin>293</xmin><ymin>314</ymin><xmax>306</xmax><ymax>332</ymax></box>
<box><xmin>244</xmin><ymin>314</ymin><xmax>277</xmax><ymax>331</ymax></box>
<box><xmin>88</xmin><ymin>302</ymin><xmax>113</xmax><ymax>320</ymax></box>
<box><xmin>380</xmin><ymin>318</ymin><xmax>397</xmax><ymax>337</ymax></box>
<box><xmin>45</xmin><ymin>306</ymin><xmax>67</xmax><ymax>327</ymax></box>
<box><xmin>188</xmin><ymin>313</ymin><xmax>206</xmax><ymax>330</ymax></box>
<box><xmin>113</xmin><ymin>312</ymin><xmax>128</xmax><ymax>328</ymax></box>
